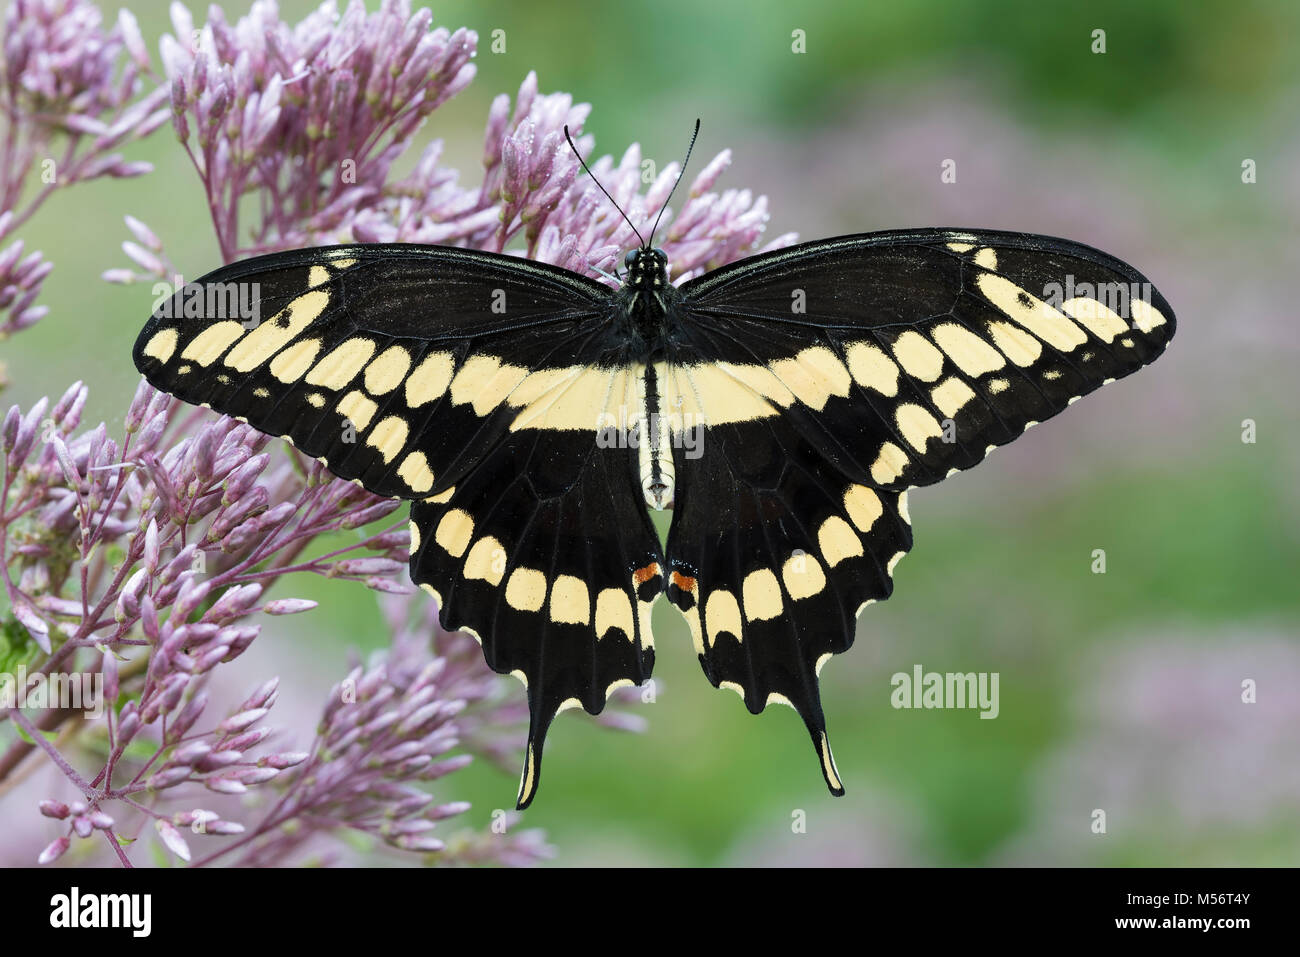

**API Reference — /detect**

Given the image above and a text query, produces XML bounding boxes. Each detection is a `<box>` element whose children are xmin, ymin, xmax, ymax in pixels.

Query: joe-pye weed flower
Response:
<box><xmin>2</xmin><ymin>0</ymin><xmax>791</xmax><ymax>865</ymax></box>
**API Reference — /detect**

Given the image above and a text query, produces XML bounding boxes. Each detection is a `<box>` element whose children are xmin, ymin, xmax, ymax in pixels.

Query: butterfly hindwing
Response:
<box><xmin>409</xmin><ymin>427</ymin><xmax>662</xmax><ymax>809</ymax></box>
<box><xmin>664</xmin><ymin>412</ymin><xmax>912</xmax><ymax>792</ymax></box>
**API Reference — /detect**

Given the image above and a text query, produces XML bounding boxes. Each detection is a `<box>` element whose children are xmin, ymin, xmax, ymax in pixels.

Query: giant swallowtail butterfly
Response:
<box><xmin>133</xmin><ymin>130</ymin><xmax>1174</xmax><ymax>808</ymax></box>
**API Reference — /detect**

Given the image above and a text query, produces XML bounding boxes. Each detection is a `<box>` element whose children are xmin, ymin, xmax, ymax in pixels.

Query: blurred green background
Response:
<box><xmin>7</xmin><ymin>0</ymin><xmax>1299</xmax><ymax>865</ymax></box>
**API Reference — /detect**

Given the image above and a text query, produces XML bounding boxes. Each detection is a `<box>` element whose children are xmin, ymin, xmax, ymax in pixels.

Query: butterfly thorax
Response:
<box><xmin>617</xmin><ymin>247</ymin><xmax>679</xmax><ymax>350</ymax></box>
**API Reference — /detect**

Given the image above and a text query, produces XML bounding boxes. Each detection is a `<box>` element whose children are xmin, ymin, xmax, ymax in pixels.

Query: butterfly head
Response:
<box><xmin>563</xmin><ymin>118</ymin><xmax>700</xmax><ymax>298</ymax></box>
<box><xmin>623</xmin><ymin>247</ymin><xmax>669</xmax><ymax>290</ymax></box>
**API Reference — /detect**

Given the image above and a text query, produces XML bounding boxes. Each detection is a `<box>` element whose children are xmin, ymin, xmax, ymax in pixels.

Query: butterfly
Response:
<box><xmin>133</xmin><ymin>125</ymin><xmax>1175</xmax><ymax>808</ymax></box>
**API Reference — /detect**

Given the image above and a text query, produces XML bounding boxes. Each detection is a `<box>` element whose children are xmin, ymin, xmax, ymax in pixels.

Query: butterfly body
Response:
<box><xmin>134</xmin><ymin>227</ymin><xmax>1174</xmax><ymax>808</ymax></box>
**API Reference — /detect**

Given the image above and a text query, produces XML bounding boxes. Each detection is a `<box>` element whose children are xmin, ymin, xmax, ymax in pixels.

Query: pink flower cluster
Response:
<box><xmin>2</xmin><ymin>0</ymin><xmax>791</xmax><ymax>867</ymax></box>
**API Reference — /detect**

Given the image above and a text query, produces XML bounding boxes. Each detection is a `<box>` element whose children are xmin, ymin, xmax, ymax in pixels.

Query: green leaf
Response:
<box><xmin>13</xmin><ymin>722</ymin><xmax>60</xmax><ymax>746</ymax></box>
<box><xmin>0</xmin><ymin>615</ymin><xmax>38</xmax><ymax>675</ymax></box>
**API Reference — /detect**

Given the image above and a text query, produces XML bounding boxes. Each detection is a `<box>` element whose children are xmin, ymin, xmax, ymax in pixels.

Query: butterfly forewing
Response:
<box><xmin>676</xmin><ymin>228</ymin><xmax>1175</xmax><ymax>490</ymax></box>
<box><xmin>133</xmin><ymin>245</ymin><xmax>621</xmax><ymax>495</ymax></box>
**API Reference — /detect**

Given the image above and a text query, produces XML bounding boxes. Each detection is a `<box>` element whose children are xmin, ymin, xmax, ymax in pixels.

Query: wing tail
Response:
<box><xmin>665</xmin><ymin>414</ymin><xmax>912</xmax><ymax>794</ymax></box>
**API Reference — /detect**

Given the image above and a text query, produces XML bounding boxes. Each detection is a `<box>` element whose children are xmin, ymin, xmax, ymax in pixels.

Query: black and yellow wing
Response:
<box><xmin>133</xmin><ymin>227</ymin><xmax>1176</xmax><ymax>807</ymax></box>
<box><xmin>662</xmin><ymin>228</ymin><xmax>1175</xmax><ymax>789</ymax></box>
<box><xmin>133</xmin><ymin>245</ymin><xmax>663</xmax><ymax>808</ymax></box>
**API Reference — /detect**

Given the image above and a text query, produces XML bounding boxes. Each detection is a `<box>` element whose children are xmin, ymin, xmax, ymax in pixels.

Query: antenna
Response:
<box><xmin>648</xmin><ymin>118</ymin><xmax>701</xmax><ymax>248</ymax></box>
<box><xmin>564</xmin><ymin>125</ymin><xmax>645</xmax><ymax>248</ymax></box>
